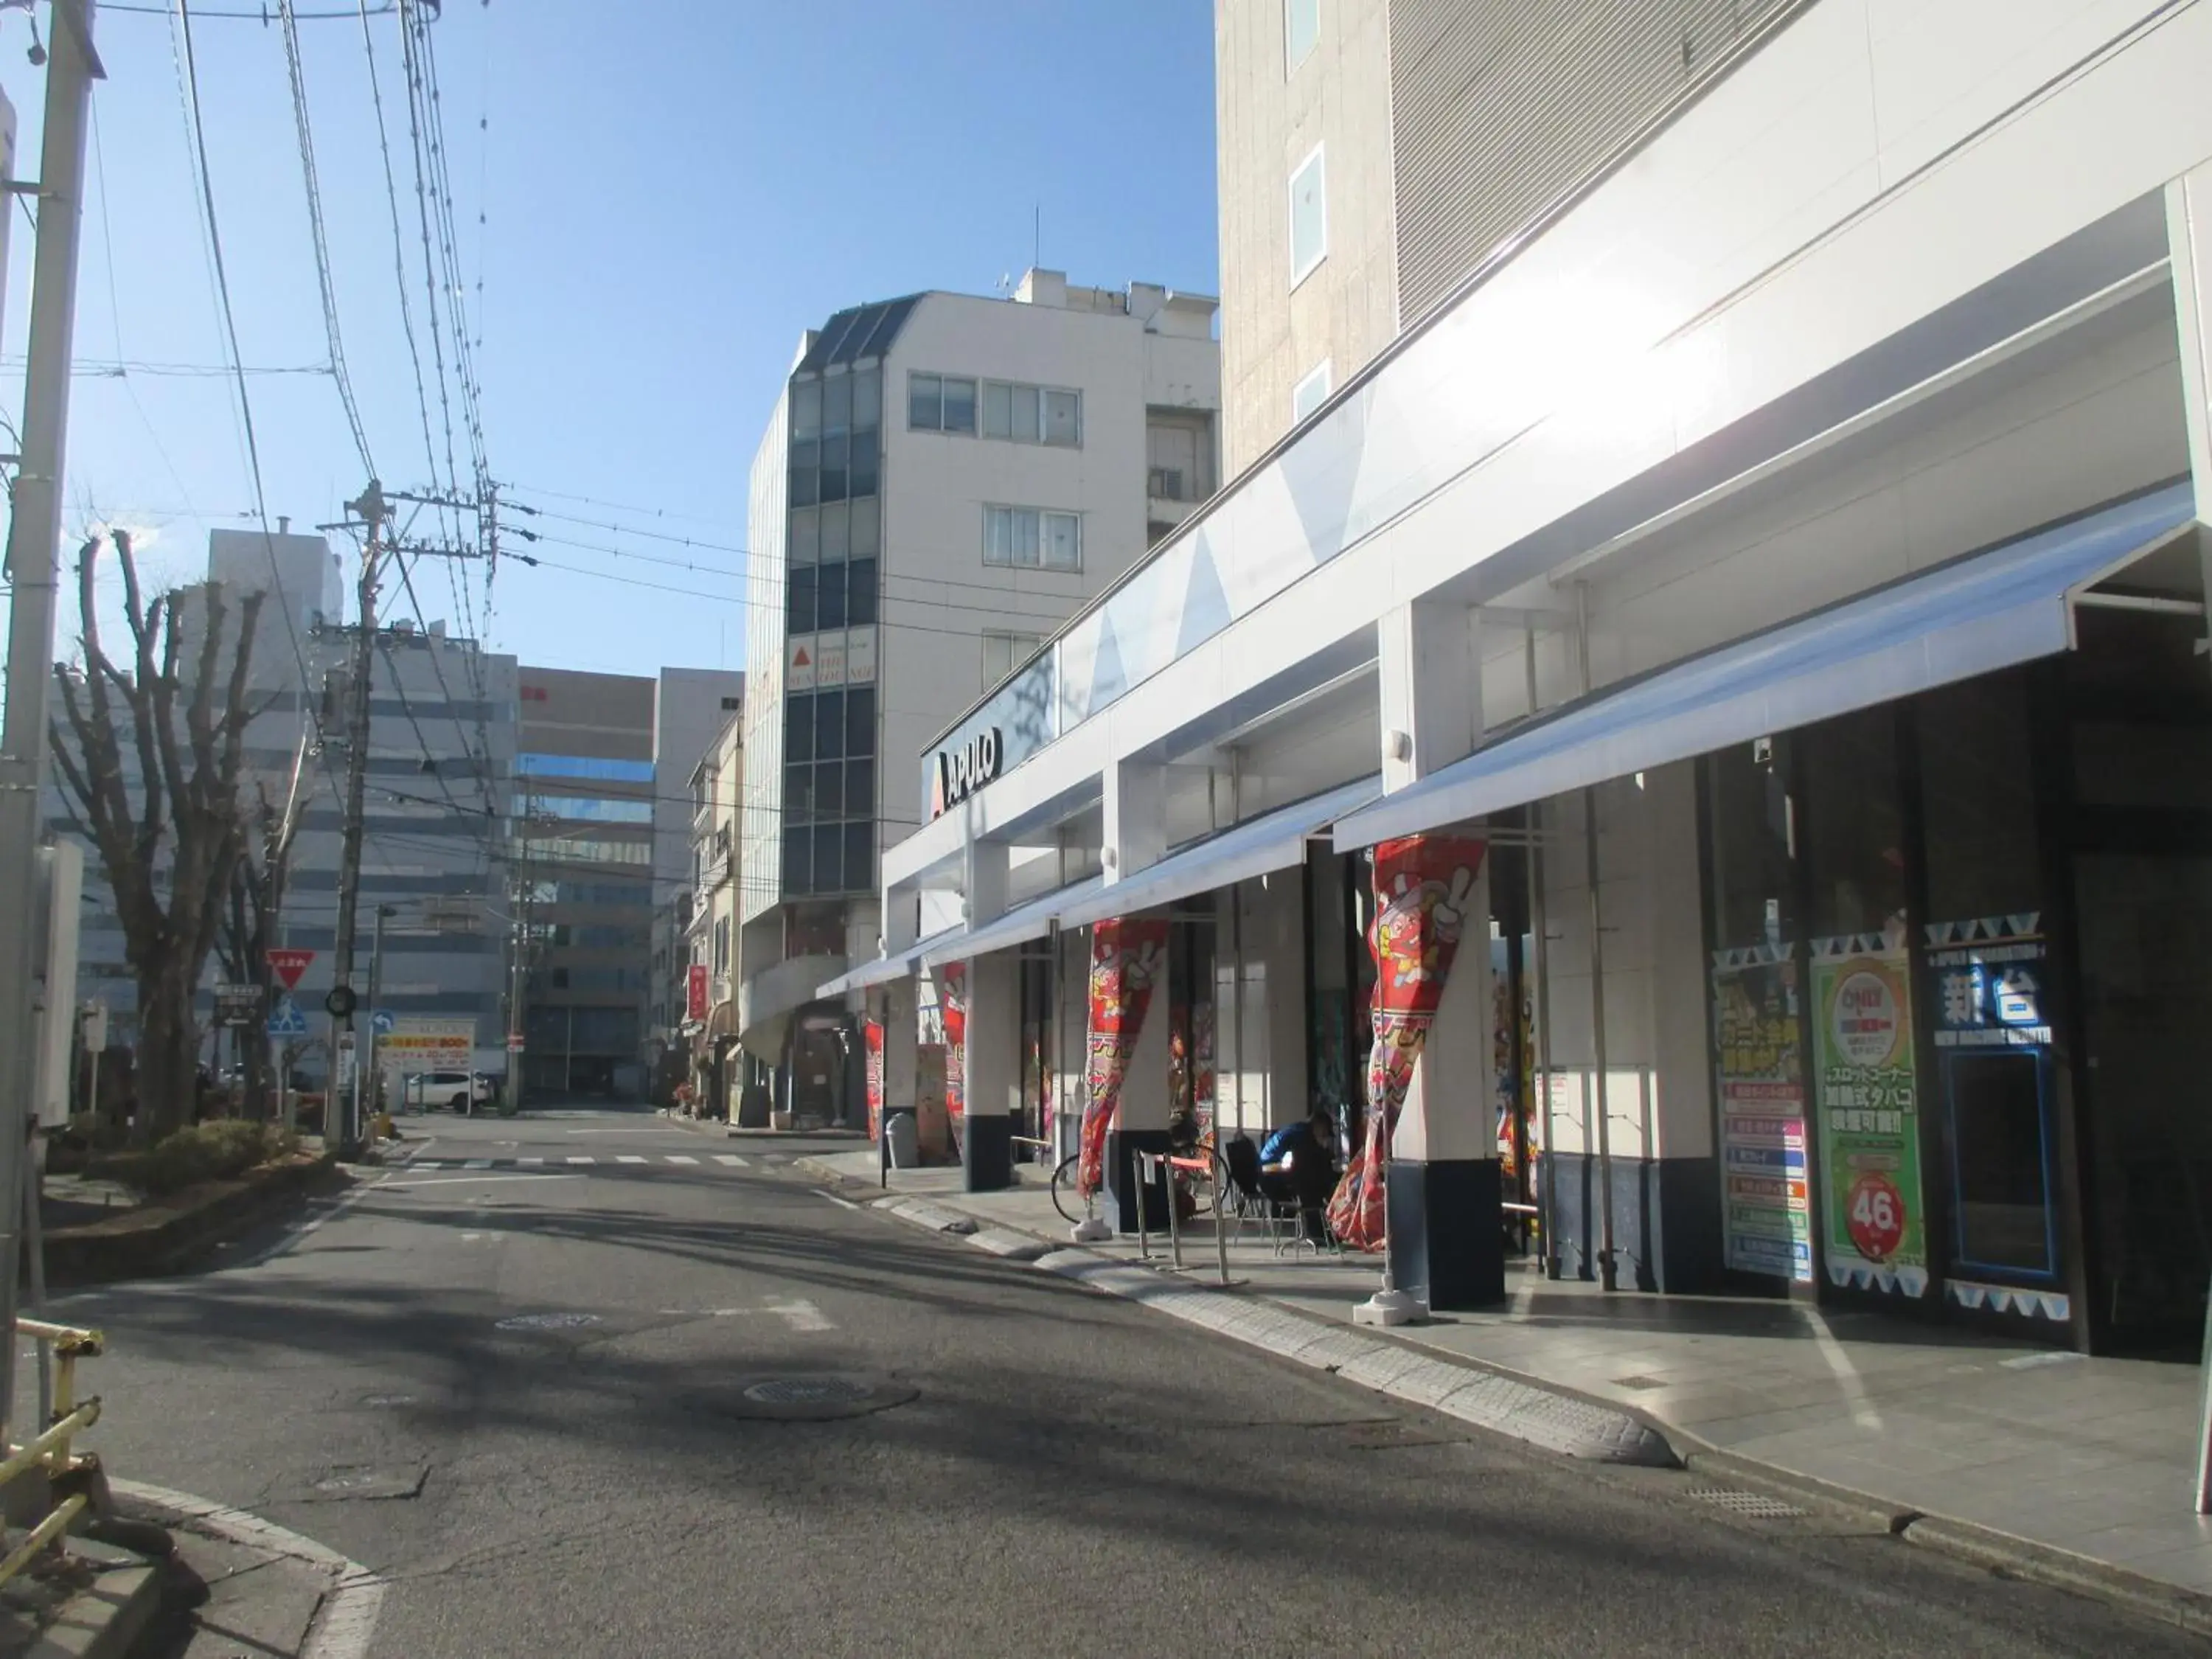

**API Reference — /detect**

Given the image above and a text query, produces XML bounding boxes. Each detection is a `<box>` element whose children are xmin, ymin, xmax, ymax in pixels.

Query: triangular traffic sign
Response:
<box><xmin>267</xmin><ymin>947</ymin><xmax>315</xmax><ymax>991</ymax></box>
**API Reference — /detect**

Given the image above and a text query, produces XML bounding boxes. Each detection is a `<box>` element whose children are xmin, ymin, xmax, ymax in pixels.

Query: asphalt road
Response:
<box><xmin>48</xmin><ymin>1107</ymin><xmax>2201</xmax><ymax>1658</ymax></box>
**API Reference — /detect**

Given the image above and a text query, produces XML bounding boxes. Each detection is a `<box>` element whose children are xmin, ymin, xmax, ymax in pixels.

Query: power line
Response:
<box><xmin>172</xmin><ymin>0</ymin><xmax>349</xmax><ymax>825</ymax></box>
<box><xmin>498</xmin><ymin>480</ymin><xmax>734</xmax><ymax>526</ymax></box>
<box><xmin>277</xmin><ymin>0</ymin><xmax>375</xmax><ymax>476</ymax></box>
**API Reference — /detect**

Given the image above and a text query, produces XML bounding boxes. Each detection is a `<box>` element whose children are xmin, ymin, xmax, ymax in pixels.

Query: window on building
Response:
<box><xmin>845</xmin><ymin>684</ymin><xmax>875</xmax><ymax>758</ymax></box>
<box><xmin>1284</xmin><ymin>0</ymin><xmax>1319</xmax><ymax>72</ymax></box>
<box><xmin>1290</xmin><ymin>145</ymin><xmax>1327</xmax><ymax>286</ymax></box>
<box><xmin>942</xmin><ymin>376</ymin><xmax>976</xmax><ymax>434</ymax></box>
<box><xmin>819</xmin><ymin>433</ymin><xmax>849</xmax><ymax>503</ymax></box>
<box><xmin>526</xmin><ymin>794</ymin><xmax>654</xmax><ymax>826</ymax></box>
<box><xmin>1044</xmin><ymin>388</ymin><xmax>1080</xmax><ymax>447</ymax></box>
<box><xmin>982</xmin><ymin>630</ymin><xmax>1046</xmax><ymax>691</ymax></box>
<box><xmin>984</xmin><ymin>505</ymin><xmax>1082</xmax><ymax>571</ymax></box>
<box><xmin>787</xmin><ymin>565</ymin><xmax>817</xmax><ymax>633</ymax></box>
<box><xmin>847</xmin><ymin>557</ymin><xmax>878</xmax><ymax>627</ymax></box>
<box><xmin>815</xmin><ymin>688</ymin><xmax>845</xmax><ymax>760</ymax></box>
<box><xmin>788</xmin><ymin>505</ymin><xmax>818</xmax><ymax>566</ymax></box>
<box><xmin>851</xmin><ymin>496</ymin><xmax>880</xmax><ymax>557</ymax></box>
<box><xmin>791</xmin><ymin>378</ymin><xmax>822</xmax><ymax>439</ymax></box>
<box><xmin>518</xmin><ymin>754</ymin><xmax>654</xmax><ymax>784</ymax></box>
<box><xmin>816</xmin><ymin>561</ymin><xmax>849</xmax><ymax>632</ymax></box>
<box><xmin>712</xmin><ymin>917</ymin><xmax>729</xmax><ymax>975</ymax></box>
<box><xmin>784</xmin><ymin>695</ymin><xmax>813</xmax><ymax>762</ymax></box>
<box><xmin>1293</xmin><ymin>359</ymin><xmax>1332</xmax><ymax>424</ymax></box>
<box><xmin>789</xmin><ymin>437</ymin><xmax>820</xmax><ymax>507</ymax></box>
<box><xmin>908</xmin><ymin>372</ymin><xmax>942</xmax><ymax>429</ymax></box>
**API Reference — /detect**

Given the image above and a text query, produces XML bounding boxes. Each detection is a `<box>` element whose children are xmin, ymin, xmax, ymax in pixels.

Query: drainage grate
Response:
<box><xmin>495</xmin><ymin>1312</ymin><xmax>600</xmax><ymax>1331</ymax></box>
<box><xmin>1686</xmin><ymin>1486</ymin><xmax>1807</xmax><ymax>1520</ymax></box>
<box><xmin>744</xmin><ymin>1377</ymin><xmax>873</xmax><ymax>1407</ymax></box>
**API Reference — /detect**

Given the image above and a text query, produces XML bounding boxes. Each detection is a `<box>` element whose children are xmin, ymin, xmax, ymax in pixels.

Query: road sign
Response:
<box><xmin>507</xmin><ymin>1032</ymin><xmax>525</xmax><ymax>1052</ymax></box>
<box><xmin>266</xmin><ymin>997</ymin><xmax>310</xmax><ymax>1038</ymax></box>
<box><xmin>80</xmin><ymin>1002</ymin><xmax>108</xmax><ymax>1051</ymax></box>
<box><xmin>370</xmin><ymin>1009</ymin><xmax>396</xmax><ymax>1037</ymax></box>
<box><xmin>266</xmin><ymin>948</ymin><xmax>315</xmax><ymax>992</ymax></box>
<box><xmin>324</xmin><ymin>984</ymin><xmax>358</xmax><ymax>1020</ymax></box>
<box><xmin>380</xmin><ymin>1018</ymin><xmax>473</xmax><ymax>1071</ymax></box>
<box><xmin>213</xmin><ymin>984</ymin><xmax>263</xmax><ymax>1027</ymax></box>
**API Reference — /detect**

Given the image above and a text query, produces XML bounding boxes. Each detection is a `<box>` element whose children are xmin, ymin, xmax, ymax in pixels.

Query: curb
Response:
<box><xmin>797</xmin><ymin>1154</ymin><xmax>2212</xmax><ymax>1635</ymax></box>
<box><xmin>792</xmin><ymin>1155</ymin><xmax>1669</xmax><ymax>1467</ymax></box>
<box><xmin>46</xmin><ymin>1154</ymin><xmax>343</xmax><ymax>1285</ymax></box>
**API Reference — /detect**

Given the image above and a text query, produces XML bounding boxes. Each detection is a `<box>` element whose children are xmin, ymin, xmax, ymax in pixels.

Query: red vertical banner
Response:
<box><xmin>939</xmin><ymin>962</ymin><xmax>968</xmax><ymax>1130</ymax></box>
<box><xmin>1327</xmin><ymin>835</ymin><xmax>1487</xmax><ymax>1251</ymax></box>
<box><xmin>863</xmin><ymin>1018</ymin><xmax>885</xmax><ymax>1143</ymax></box>
<box><xmin>686</xmin><ymin>964</ymin><xmax>709</xmax><ymax>1023</ymax></box>
<box><xmin>1077</xmin><ymin>918</ymin><xmax>1169</xmax><ymax>1197</ymax></box>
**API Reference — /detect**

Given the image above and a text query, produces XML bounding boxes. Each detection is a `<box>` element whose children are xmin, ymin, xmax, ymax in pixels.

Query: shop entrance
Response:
<box><xmin>2075</xmin><ymin>851</ymin><xmax>2212</xmax><ymax>1354</ymax></box>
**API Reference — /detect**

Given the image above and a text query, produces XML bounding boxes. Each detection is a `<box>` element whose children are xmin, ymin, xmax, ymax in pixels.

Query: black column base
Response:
<box><xmin>1105</xmin><ymin>1128</ymin><xmax>1172</xmax><ymax>1234</ymax></box>
<box><xmin>1385</xmin><ymin>1158</ymin><xmax>1506</xmax><ymax>1311</ymax></box>
<box><xmin>964</xmin><ymin>1113</ymin><xmax>1013</xmax><ymax>1192</ymax></box>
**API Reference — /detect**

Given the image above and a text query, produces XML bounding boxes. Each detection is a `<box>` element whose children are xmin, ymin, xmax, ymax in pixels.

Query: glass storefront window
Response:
<box><xmin>1799</xmin><ymin>708</ymin><xmax>1907</xmax><ymax>941</ymax></box>
<box><xmin>1706</xmin><ymin>737</ymin><xmax>1796</xmax><ymax>952</ymax></box>
<box><xmin>1920</xmin><ymin>671</ymin><xmax>2040</xmax><ymax>922</ymax></box>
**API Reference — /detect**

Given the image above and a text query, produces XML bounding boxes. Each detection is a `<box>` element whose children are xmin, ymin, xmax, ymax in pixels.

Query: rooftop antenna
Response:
<box><xmin>1033</xmin><ymin>202</ymin><xmax>1040</xmax><ymax>274</ymax></box>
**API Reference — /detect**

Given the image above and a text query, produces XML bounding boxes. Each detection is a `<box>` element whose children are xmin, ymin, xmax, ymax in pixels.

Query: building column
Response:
<box><xmin>963</xmin><ymin>951</ymin><xmax>1018</xmax><ymax>1191</ymax></box>
<box><xmin>1216</xmin><ymin>872</ymin><xmax>1309</xmax><ymax>1141</ymax></box>
<box><xmin>2164</xmin><ymin>163</ymin><xmax>2212</xmax><ymax>623</ymax></box>
<box><xmin>1382</xmin><ymin>855</ymin><xmax>1503</xmax><ymax>1310</ymax></box>
<box><xmin>1369</xmin><ymin>599</ymin><xmax>1503</xmax><ymax>1309</ymax></box>
<box><xmin>1105</xmin><ymin>758</ymin><xmax>1166</xmax><ymax>882</ymax></box>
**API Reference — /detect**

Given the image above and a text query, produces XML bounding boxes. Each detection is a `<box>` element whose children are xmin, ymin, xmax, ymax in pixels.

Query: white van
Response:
<box><xmin>403</xmin><ymin>1071</ymin><xmax>492</xmax><ymax>1113</ymax></box>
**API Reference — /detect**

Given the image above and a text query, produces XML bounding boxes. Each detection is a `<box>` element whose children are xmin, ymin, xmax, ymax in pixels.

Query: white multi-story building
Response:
<box><xmin>846</xmin><ymin>0</ymin><xmax>2212</xmax><ymax>1361</ymax></box>
<box><xmin>737</xmin><ymin>272</ymin><xmax>1220</xmax><ymax>1124</ymax></box>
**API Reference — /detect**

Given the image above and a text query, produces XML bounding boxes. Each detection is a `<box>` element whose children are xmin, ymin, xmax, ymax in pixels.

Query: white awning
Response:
<box><xmin>815</xmin><ymin>925</ymin><xmax>963</xmax><ymax>999</ymax></box>
<box><xmin>1054</xmin><ymin>773</ymin><xmax>1382</xmax><ymax>933</ymax></box>
<box><xmin>1335</xmin><ymin>482</ymin><xmax>2195</xmax><ymax>849</ymax></box>
<box><xmin>916</xmin><ymin>875</ymin><xmax>1105</xmax><ymax>969</ymax></box>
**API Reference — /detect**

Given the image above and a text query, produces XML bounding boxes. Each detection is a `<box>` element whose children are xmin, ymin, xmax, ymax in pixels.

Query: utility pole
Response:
<box><xmin>327</xmin><ymin>479</ymin><xmax>386</xmax><ymax>1157</ymax></box>
<box><xmin>362</xmin><ymin>902</ymin><xmax>392</xmax><ymax>1131</ymax></box>
<box><xmin>0</xmin><ymin>0</ymin><xmax>100</xmax><ymax>1446</ymax></box>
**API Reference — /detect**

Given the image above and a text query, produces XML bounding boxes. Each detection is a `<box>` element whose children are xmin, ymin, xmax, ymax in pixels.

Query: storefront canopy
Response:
<box><xmin>815</xmin><ymin>925</ymin><xmax>963</xmax><ymax>999</ymax></box>
<box><xmin>1054</xmin><ymin>773</ymin><xmax>1383</xmax><ymax>932</ymax></box>
<box><xmin>1334</xmin><ymin>481</ymin><xmax>2197</xmax><ymax>849</ymax></box>
<box><xmin>917</xmin><ymin>875</ymin><xmax>1105</xmax><ymax>969</ymax></box>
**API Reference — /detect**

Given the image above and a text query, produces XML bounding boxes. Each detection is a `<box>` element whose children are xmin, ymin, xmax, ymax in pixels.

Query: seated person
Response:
<box><xmin>1258</xmin><ymin>1108</ymin><xmax>1337</xmax><ymax>1242</ymax></box>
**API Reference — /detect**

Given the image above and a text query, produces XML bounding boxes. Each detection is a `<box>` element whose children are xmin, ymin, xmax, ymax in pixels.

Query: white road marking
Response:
<box><xmin>1803</xmin><ymin>1307</ymin><xmax>1882</xmax><ymax>1431</ymax></box>
<box><xmin>462</xmin><ymin>1159</ymin><xmax>493</xmax><ymax>1169</ymax></box>
<box><xmin>111</xmin><ymin>1479</ymin><xmax>384</xmax><ymax>1659</ymax></box>
<box><xmin>519</xmin><ymin>1156</ymin><xmax>544</xmax><ymax>1166</ymax></box>
<box><xmin>564</xmin><ymin>1127</ymin><xmax>643</xmax><ymax>1135</ymax></box>
<box><xmin>714</xmin><ymin>1153</ymin><xmax>749</xmax><ymax>1166</ymax></box>
<box><xmin>566</xmin><ymin>1155</ymin><xmax>594</xmax><ymax>1165</ymax></box>
<box><xmin>814</xmin><ymin>1189</ymin><xmax>860</xmax><ymax>1210</ymax></box>
<box><xmin>768</xmin><ymin>1297</ymin><xmax>833</xmax><ymax>1332</ymax></box>
<box><xmin>616</xmin><ymin>1155</ymin><xmax>647</xmax><ymax>1164</ymax></box>
<box><xmin>666</xmin><ymin>1154</ymin><xmax>698</xmax><ymax>1164</ymax></box>
<box><xmin>382</xmin><ymin>1173</ymin><xmax>581</xmax><ymax>1189</ymax></box>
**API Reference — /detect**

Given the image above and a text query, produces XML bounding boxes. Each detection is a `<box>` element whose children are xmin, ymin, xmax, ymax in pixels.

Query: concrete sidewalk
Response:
<box><xmin>803</xmin><ymin>1147</ymin><xmax>2212</xmax><ymax>1619</ymax></box>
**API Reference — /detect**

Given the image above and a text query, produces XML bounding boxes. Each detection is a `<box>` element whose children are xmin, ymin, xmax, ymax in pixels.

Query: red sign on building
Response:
<box><xmin>686</xmin><ymin>963</ymin><xmax>709</xmax><ymax>1023</ymax></box>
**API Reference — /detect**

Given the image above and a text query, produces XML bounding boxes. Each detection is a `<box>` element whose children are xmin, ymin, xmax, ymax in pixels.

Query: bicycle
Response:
<box><xmin>1049</xmin><ymin>1130</ymin><xmax>1230</xmax><ymax>1225</ymax></box>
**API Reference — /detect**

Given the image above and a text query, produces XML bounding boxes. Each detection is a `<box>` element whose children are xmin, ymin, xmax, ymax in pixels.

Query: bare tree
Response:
<box><xmin>48</xmin><ymin>531</ymin><xmax>265</xmax><ymax>1143</ymax></box>
<box><xmin>214</xmin><ymin>725</ymin><xmax>311</xmax><ymax>1121</ymax></box>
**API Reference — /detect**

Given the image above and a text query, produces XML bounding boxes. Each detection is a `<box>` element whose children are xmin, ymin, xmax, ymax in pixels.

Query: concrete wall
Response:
<box><xmin>1216</xmin><ymin>0</ymin><xmax>1399</xmax><ymax>474</ymax></box>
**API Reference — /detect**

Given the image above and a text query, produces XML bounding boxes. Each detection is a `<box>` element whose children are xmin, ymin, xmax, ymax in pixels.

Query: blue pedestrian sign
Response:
<box><xmin>370</xmin><ymin>1009</ymin><xmax>396</xmax><ymax>1036</ymax></box>
<box><xmin>266</xmin><ymin>996</ymin><xmax>310</xmax><ymax>1038</ymax></box>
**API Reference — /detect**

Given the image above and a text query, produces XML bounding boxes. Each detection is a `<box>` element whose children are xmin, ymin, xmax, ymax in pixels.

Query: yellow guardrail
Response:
<box><xmin>0</xmin><ymin>1317</ymin><xmax>104</xmax><ymax>1591</ymax></box>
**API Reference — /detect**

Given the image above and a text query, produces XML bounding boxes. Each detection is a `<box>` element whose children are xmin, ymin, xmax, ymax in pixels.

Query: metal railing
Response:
<box><xmin>0</xmin><ymin>1318</ymin><xmax>103</xmax><ymax>1590</ymax></box>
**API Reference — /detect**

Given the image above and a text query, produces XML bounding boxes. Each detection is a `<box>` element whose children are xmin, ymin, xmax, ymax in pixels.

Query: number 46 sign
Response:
<box><xmin>1847</xmin><ymin>1172</ymin><xmax>1906</xmax><ymax>1263</ymax></box>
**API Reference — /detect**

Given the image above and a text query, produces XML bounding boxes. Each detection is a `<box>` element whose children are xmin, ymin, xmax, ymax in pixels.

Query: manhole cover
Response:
<box><xmin>700</xmin><ymin>1374</ymin><xmax>917</xmax><ymax>1422</ymax></box>
<box><xmin>302</xmin><ymin>1463</ymin><xmax>427</xmax><ymax>1501</ymax></box>
<box><xmin>495</xmin><ymin>1312</ymin><xmax>600</xmax><ymax>1331</ymax></box>
<box><xmin>745</xmin><ymin>1377</ymin><xmax>872</xmax><ymax>1406</ymax></box>
<box><xmin>1686</xmin><ymin>1486</ymin><xmax>1806</xmax><ymax>1520</ymax></box>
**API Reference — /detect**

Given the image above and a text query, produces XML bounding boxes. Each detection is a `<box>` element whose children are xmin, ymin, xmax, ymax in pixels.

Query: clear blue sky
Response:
<box><xmin>0</xmin><ymin>0</ymin><xmax>1219</xmax><ymax>678</ymax></box>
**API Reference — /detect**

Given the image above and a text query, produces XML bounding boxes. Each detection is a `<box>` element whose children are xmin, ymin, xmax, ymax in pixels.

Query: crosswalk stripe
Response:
<box><xmin>462</xmin><ymin>1159</ymin><xmax>493</xmax><ymax>1169</ymax></box>
<box><xmin>519</xmin><ymin>1156</ymin><xmax>543</xmax><ymax>1166</ymax></box>
<box><xmin>566</xmin><ymin>1155</ymin><xmax>594</xmax><ymax>1165</ymax></box>
<box><xmin>666</xmin><ymin>1155</ymin><xmax>698</xmax><ymax>1165</ymax></box>
<box><xmin>616</xmin><ymin>1155</ymin><xmax>647</xmax><ymax>1164</ymax></box>
<box><xmin>713</xmin><ymin>1154</ymin><xmax>747</xmax><ymax>1166</ymax></box>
